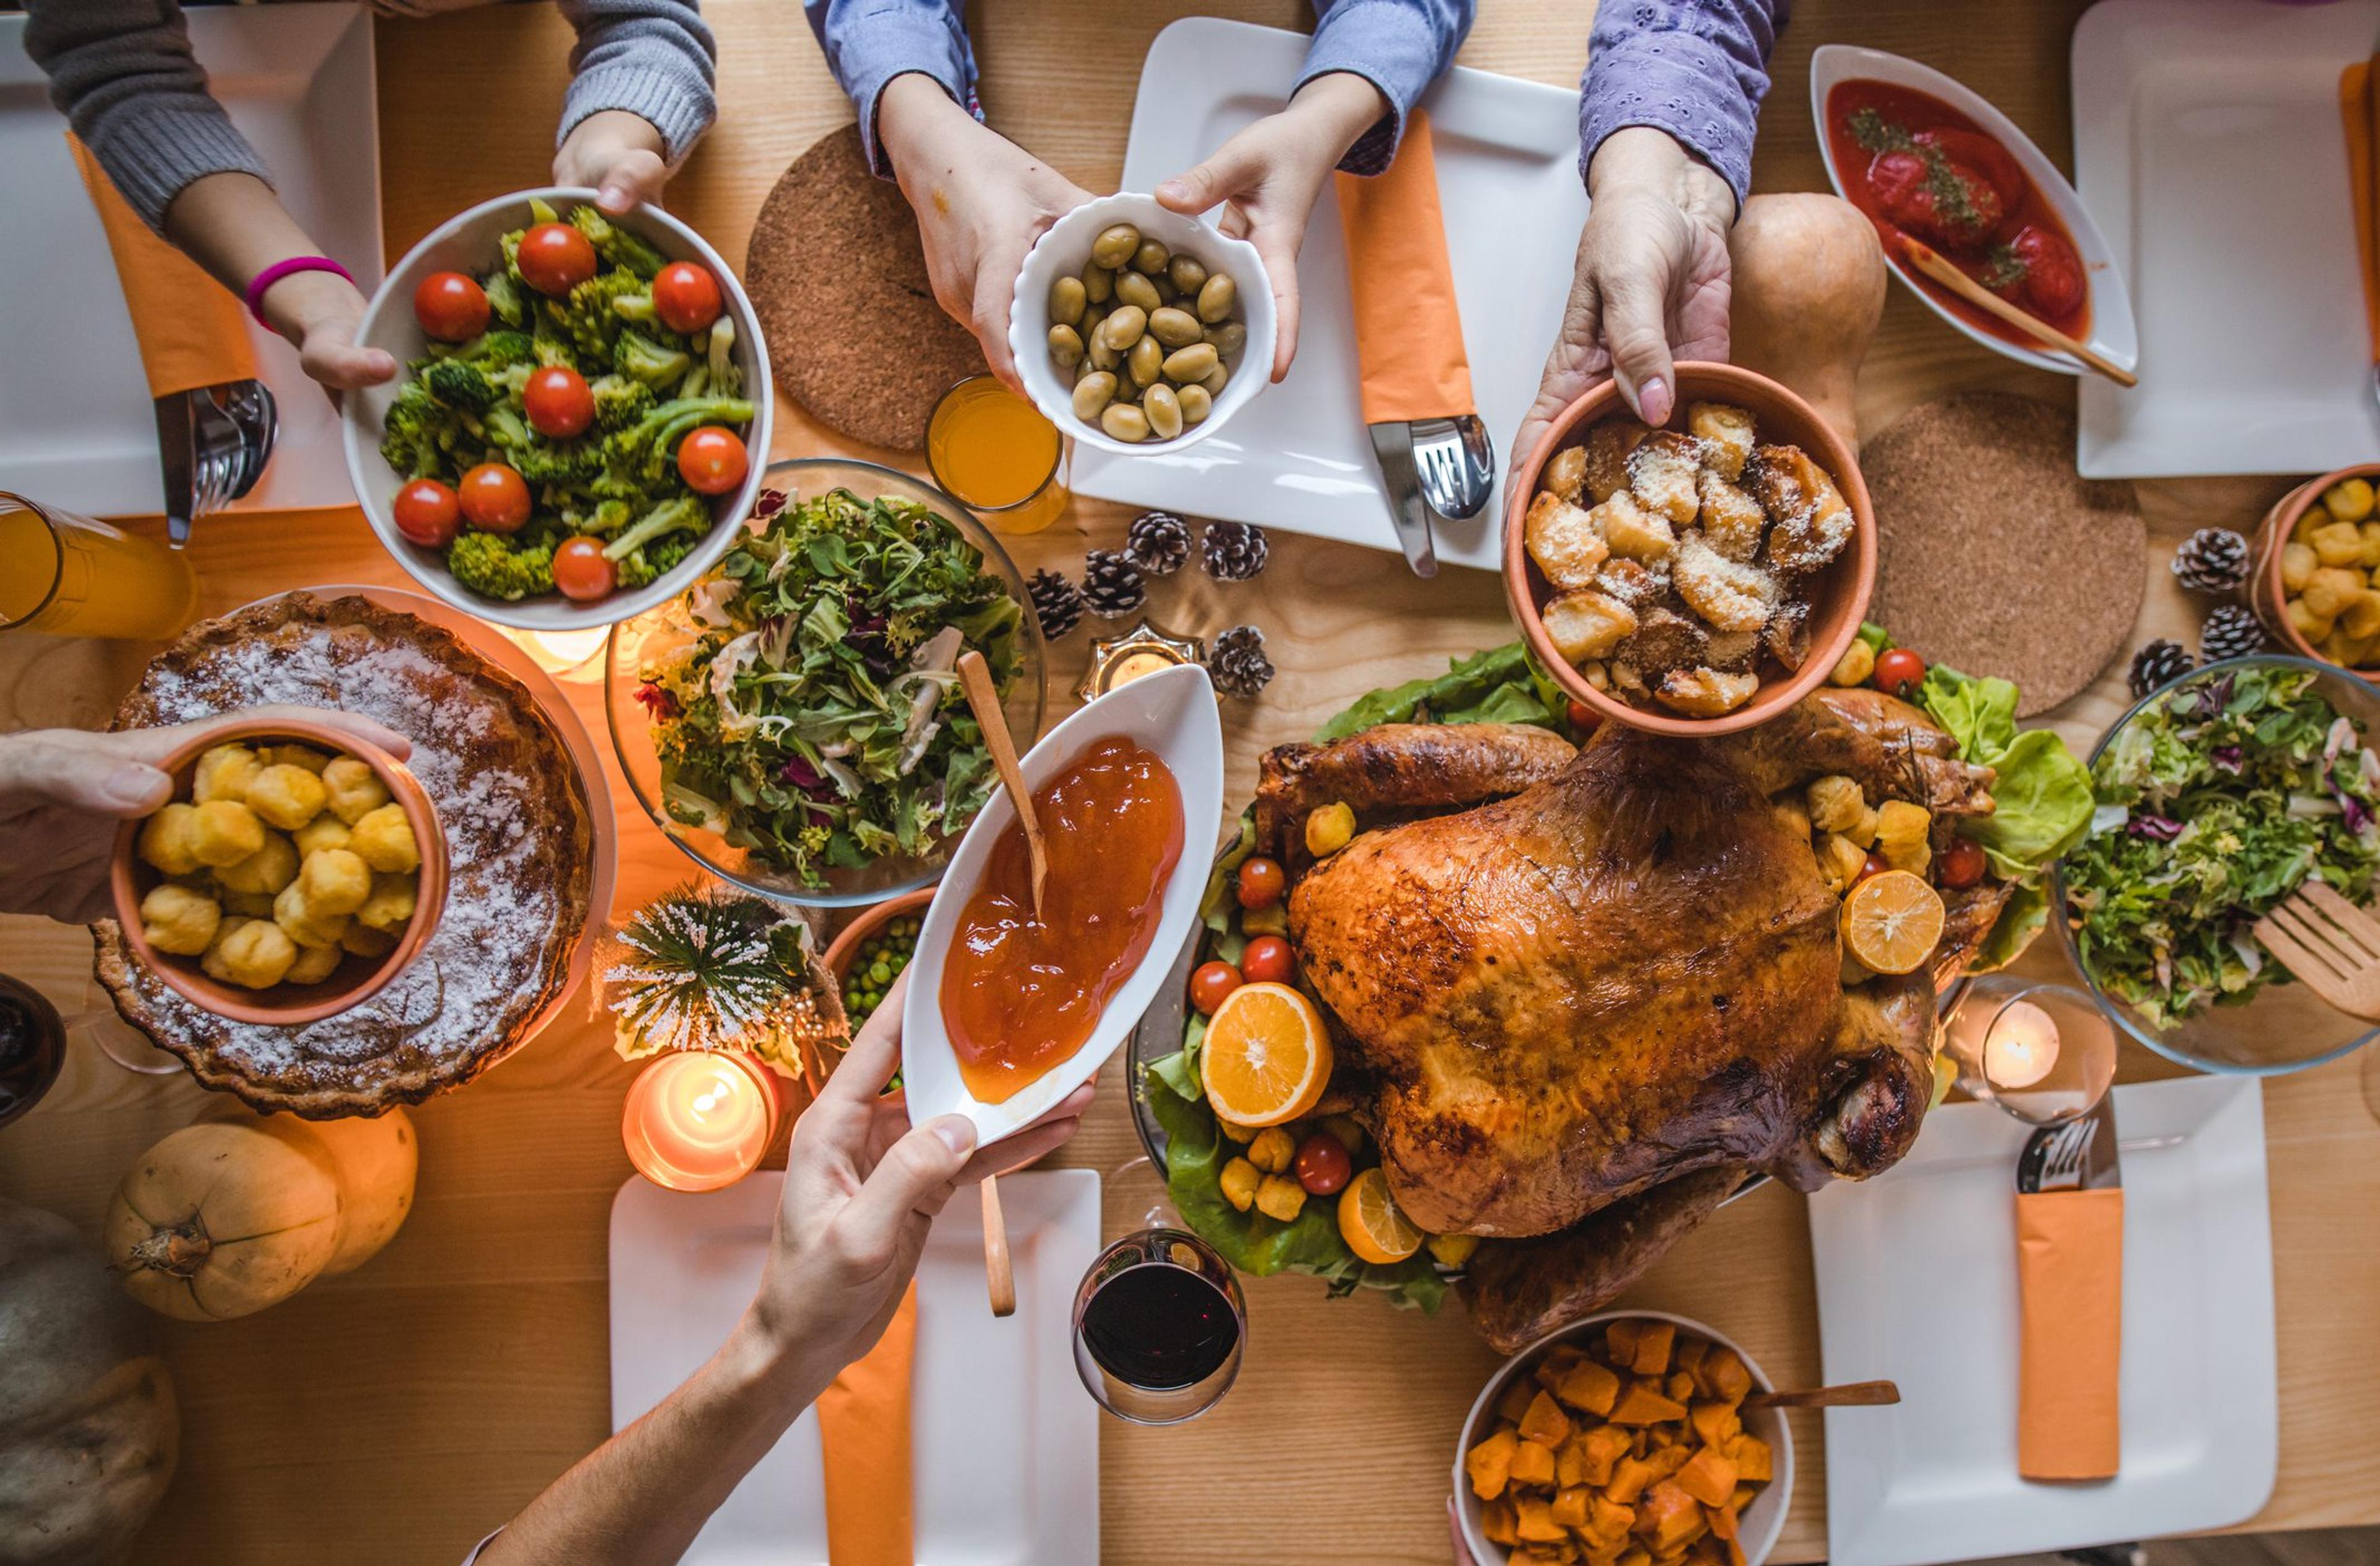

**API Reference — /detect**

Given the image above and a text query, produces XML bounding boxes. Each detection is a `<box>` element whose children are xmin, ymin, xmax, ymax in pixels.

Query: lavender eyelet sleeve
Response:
<box><xmin>1578</xmin><ymin>0</ymin><xmax>1790</xmax><ymax>210</ymax></box>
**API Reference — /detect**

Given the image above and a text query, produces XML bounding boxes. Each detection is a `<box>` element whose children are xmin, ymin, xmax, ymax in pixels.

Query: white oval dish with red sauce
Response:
<box><xmin>901</xmin><ymin>663</ymin><xmax>1224</xmax><ymax>1144</ymax></box>
<box><xmin>1810</xmin><ymin>45</ymin><xmax>2138</xmax><ymax>381</ymax></box>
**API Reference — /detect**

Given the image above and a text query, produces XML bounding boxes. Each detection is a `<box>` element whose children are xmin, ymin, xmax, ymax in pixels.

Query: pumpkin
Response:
<box><xmin>0</xmin><ymin>1198</ymin><xmax>178</xmax><ymax>1566</ymax></box>
<box><xmin>1727</xmin><ymin>192</ymin><xmax>1887</xmax><ymax>451</ymax></box>
<box><xmin>107</xmin><ymin>1107</ymin><xmax>416</xmax><ymax>1322</ymax></box>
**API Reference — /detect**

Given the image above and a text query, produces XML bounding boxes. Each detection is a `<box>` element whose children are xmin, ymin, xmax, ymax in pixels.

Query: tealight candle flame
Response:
<box><xmin>1985</xmin><ymin>998</ymin><xmax>2061</xmax><ymax>1090</ymax></box>
<box><xmin>623</xmin><ymin>1050</ymin><xmax>778</xmax><ymax>1192</ymax></box>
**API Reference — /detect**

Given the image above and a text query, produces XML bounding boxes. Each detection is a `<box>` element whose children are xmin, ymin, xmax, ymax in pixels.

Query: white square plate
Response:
<box><xmin>1073</xmin><ymin>17</ymin><xmax>1589</xmax><ymax>573</ymax></box>
<box><xmin>1809</xmin><ymin>1076</ymin><xmax>2276</xmax><ymax>1566</ymax></box>
<box><xmin>2073</xmin><ymin>0</ymin><xmax>2380</xmax><ymax>478</ymax></box>
<box><xmin>609</xmin><ymin>1167</ymin><xmax>1102</xmax><ymax>1566</ymax></box>
<box><xmin>0</xmin><ymin>4</ymin><xmax>382</xmax><ymax>518</ymax></box>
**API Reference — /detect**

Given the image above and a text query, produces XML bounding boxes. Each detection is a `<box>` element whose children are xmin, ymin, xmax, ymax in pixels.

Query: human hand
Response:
<box><xmin>877</xmin><ymin>74</ymin><xmax>1093</xmax><ymax>391</ymax></box>
<box><xmin>556</xmin><ymin>109</ymin><xmax>672</xmax><ymax>215</ymax></box>
<box><xmin>746</xmin><ymin>973</ymin><xmax>1095</xmax><ymax>1382</ymax></box>
<box><xmin>257</xmin><ymin>267</ymin><xmax>399</xmax><ymax>396</ymax></box>
<box><xmin>1154</xmin><ymin>71</ymin><xmax>1387</xmax><ymax>381</ymax></box>
<box><xmin>0</xmin><ymin>706</ymin><xmax>414</xmax><ymax>924</ymax></box>
<box><xmin>1514</xmin><ymin>128</ymin><xmax>1736</xmax><ymax>475</ymax></box>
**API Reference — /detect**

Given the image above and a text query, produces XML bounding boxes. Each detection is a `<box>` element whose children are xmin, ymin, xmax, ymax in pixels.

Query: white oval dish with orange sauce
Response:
<box><xmin>902</xmin><ymin>663</ymin><xmax>1224</xmax><ymax>1143</ymax></box>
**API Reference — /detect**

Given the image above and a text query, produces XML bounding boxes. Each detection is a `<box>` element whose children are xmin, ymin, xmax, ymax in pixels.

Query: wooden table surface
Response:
<box><xmin>6</xmin><ymin>1</ymin><xmax>2380</xmax><ymax>1562</ymax></box>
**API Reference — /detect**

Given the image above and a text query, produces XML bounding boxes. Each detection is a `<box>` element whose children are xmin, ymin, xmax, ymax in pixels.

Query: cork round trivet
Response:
<box><xmin>744</xmin><ymin>123</ymin><xmax>984</xmax><ymax>451</ymax></box>
<box><xmin>1866</xmin><ymin>392</ymin><xmax>2143</xmax><ymax>716</ymax></box>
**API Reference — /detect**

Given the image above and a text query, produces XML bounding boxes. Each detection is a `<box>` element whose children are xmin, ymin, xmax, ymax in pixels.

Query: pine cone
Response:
<box><xmin>1124</xmin><ymin>511</ymin><xmax>1191</xmax><ymax>576</ymax></box>
<box><xmin>2128</xmin><ymin>638</ymin><xmax>2196</xmax><ymax>699</ymax></box>
<box><xmin>1208</xmin><ymin>624</ymin><xmax>1275</xmax><ymax>698</ymax></box>
<box><xmin>2171</xmin><ymin>528</ymin><xmax>2252</xmax><ymax>593</ymax></box>
<box><xmin>1028</xmin><ymin>568</ymin><xmax>1085</xmax><ymax>641</ymax></box>
<box><xmin>1201</xmin><ymin>518</ymin><xmax>1270</xmax><ymax>583</ymax></box>
<box><xmin>1080</xmin><ymin>549</ymin><xmax>1147</xmax><ymax>618</ymax></box>
<box><xmin>2200</xmin><ymin>603</ymin><xmax>2269</xmax><ymax>663</ymax></box>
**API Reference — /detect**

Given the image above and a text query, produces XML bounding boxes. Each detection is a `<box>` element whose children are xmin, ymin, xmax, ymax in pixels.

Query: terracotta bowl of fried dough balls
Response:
<box><xmin>109</xmin><ymin>716</ymin><xmax>447</xmax><ymax>1026</ymax></box>
<box><xmin>1504</xmin><ymin>362</ymin><xmax>1876</xmax><ymax>738</ymax></box>
<box><xmin>2250</xmin><ymin>462</ymin><xmax>2380</xmax><ymax>676</ymax></box>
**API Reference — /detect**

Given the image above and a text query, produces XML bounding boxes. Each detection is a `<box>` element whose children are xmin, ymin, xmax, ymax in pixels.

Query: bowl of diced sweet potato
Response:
<box><xmin>1455</xmin><ymin>1311</ymin><xmax>1791</xmax><ymax>1566</ymax></box>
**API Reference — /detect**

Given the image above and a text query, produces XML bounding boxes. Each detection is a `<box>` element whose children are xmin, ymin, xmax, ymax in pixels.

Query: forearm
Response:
<box><xmin>158</xmin><ymin>172</ymin><xmax>351</xmax><ymax>344</ymax></box>
<box><xmin>1587</xmin><ymin>127</ymin><xmax>1735</xmax><ymax>229</ymax></box>
<box><xmin>1301</xmin><ymin>0</ymin><xmax>1474</xmax><ymax>174</ymax></box>
<box><xmin>804</xmin><ymin>0</ymin><xmax>976</xmax><ymax>176</ymax></box>
<box><xmin>476</xmin><ymin>1316</ymin><xmax>831</xmax><ymax>1566</ymax></box>
<box><xmin>557</xmin><ymin>0</ymin><xmax>718</xmax><ymax>164</ymax></box>
<box><xmin>1578</xmin><ymin>0</ymin><xmax>1787</xmax><ymax>210</ymax></box>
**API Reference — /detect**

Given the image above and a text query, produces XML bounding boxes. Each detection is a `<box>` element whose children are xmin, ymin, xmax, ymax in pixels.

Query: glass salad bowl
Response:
<box><xmin>604</xmin><ymin>457</ymin><xmax>1046</xmax><ymax>908</ymax></box>
<box><xmin>2052</xmin><ymin>655</ymin><xmax>2380</xmax><ymax>1075</ymax></box>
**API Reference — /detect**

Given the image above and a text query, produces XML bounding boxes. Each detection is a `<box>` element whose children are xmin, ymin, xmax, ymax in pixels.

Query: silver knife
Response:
<box><xmin>1367</xmin><ymin>420</ymin><xmax>1437</xmax><ymax>578</ymax></box>
<box><xmin>2016</xmin><ymin>1097</ymin><xmax>2122</xmax><ymax>1193</ymax></box>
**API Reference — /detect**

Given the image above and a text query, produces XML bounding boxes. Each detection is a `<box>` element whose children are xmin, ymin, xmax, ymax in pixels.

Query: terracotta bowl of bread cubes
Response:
<box><xmin>110</xmin><ymin>717</ymin><xmax>448</xmax><ymax>1027</ymax></box>
<box><xmin>1504</xmin><ymin>361</ymin><xmax>1876</xmax><ymax>738</ymax></box>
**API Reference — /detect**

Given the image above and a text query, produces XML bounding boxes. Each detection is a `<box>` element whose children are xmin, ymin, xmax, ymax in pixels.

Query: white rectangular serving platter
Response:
<box><xmin>1808</xmin><ymin>1075</ymin><xmax>2275</xmax><ymax>1566</ymax></box>
<box><xmin>610</xmin><ymin>1167</ymin><xmax>1103</xmax><ymax>1566</ymax></box>
<box><xmin>1073</xmin><ymin>17</ymin><xmax>1589</xmax><ymax>573</ymax></box>
<box><xmin>0</xmin><ymin>3</ymin><xmax>382</xmax><ymax>518</ymax></box>
<box><xmin>2073</xmin><ymin>0</ymin><xmax>2380</xmax><ymax>478</ymax></box>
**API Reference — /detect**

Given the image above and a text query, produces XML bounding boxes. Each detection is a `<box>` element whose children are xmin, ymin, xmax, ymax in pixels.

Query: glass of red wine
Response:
<box><xmin>0</xmin><ymin>975</ymin><xmax>67</xmax><ymax>1130</ymax></box>
<box><xmin>1072</xmin><ymin>1221</ymin><xmax>1246</xmax><ymax>1424</ymax></box>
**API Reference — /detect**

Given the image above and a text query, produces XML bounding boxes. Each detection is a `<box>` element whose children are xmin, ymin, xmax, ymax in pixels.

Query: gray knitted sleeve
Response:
<box><xmin>558</xmin><ymin>0</ymin><xmax>719</xmax><ymax>167</ymax></box>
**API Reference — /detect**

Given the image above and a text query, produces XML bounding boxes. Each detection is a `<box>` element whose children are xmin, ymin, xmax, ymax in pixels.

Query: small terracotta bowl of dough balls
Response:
<box><xmin>108</xmin><ymin>716</ymin><xmax>448</xmax><ymax>1027</ymax></box>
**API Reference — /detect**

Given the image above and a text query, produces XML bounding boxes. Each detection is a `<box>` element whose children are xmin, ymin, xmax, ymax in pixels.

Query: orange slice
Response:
<box><xmin>1841</xmin><ymin>869</ymin><xmax>1946</xmax><ymax>976</ymax></box>
<box><xmin>1338</xmin><ymin>1167</ymin><xmax>1425</xmax><ymax>1265</ymax></box>
<box><xmin>1199</xmin><ymin>981</ymin><xmax>1333</xmax><ymax>1127</ymax></box>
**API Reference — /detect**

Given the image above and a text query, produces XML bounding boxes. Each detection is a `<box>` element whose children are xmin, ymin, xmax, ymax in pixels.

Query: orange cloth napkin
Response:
<box><xmin>2340</xmin><ymin>61</ymin><xmax>2380</xmax><ymax>361</ymax></box>
<box><xmin>1334</xmin><ymin>110</ymin><xmax>1474</xmax><ymax>425</ymax></box>
<box><xmin>814</xmin><ymin>1283</ymin><xmax>916</xmax><ymax>1565</ymax></box>
<box><xmin>2015</xmin><ymin>1187</ymin><xmax>2123</xmax><ymax>1482</ymax></box>
<box><xmin>66</xmin><ymin>133</ymin><xmax>256</xmax><ymax>400</ymax></box>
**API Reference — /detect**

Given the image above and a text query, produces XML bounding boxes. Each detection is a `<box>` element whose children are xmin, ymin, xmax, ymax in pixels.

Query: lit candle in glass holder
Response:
<box><xmin>1982</xmin><ymin>998</ymin><xmax>2061</xmax><ymax>1089</ymax></box>
<box><xmin>1942</xmin><ymin>978</ymin><xmax>2113</xmax><ymax>1127</ymax></box>
<box><xmin>622</xmin><ymin>1050</ymin><xmax>780</xmax><ymax>1192</ymax></box>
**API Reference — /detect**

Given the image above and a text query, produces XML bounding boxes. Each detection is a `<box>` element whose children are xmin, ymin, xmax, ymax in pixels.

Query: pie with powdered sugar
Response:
<box><xmin>92</xmin><ymin>593</ymin><xmax>596</xmax><ymax>1117</ymax></box>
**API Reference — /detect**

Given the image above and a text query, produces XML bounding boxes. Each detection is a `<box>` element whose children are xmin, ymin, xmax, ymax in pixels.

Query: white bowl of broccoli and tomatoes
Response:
<box><xmin>343</xmin><ymin>188</ymin><xmax>774</xmax><ymax>630</ymax></box>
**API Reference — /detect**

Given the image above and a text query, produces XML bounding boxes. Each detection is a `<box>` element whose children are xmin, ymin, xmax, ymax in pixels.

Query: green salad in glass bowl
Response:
<box><xmin>605</xmin><ymin>458</ymin><xmax>1043</xmax><ymax>906</ymax></box>
<box><xmin>2056</xmin><ymin>655</ymin><xmax>2380</xmax><ymax>1073</ymax></box>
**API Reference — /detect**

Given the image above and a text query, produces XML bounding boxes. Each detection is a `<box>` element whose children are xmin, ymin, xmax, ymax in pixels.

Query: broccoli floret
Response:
<box><xmin>601</xmin><ymin>495</ymin><xmax>708</xmax><ymax>563</ymax></box>
<box><xmin>511</xmin><ymin>438</ymin><xmax>602</xmax><ymax>486</ymax></box>
<box><xmin>559</xmin><ymin>270</ymin><xmax>651</xmax><ymax>361</ymax></box>
<box><xmin>603</xmin><ymin>396</ymin><xmax>757</xmax><ymax>482</ymax></box>
<box><xmin>446</xmin><ymin>529</ymin><xmax>557</xmax><ymax>601</ymax></box>
<box><xmin>591</xmin><ymin>374</ymin><xmax>655</xmax><ymax>432</ymax></box>
<box><xmin>479</xmin><ymin>405</ymin><xmax>534</xmax><ymax>451</ymax></box>
<box><xmin>423</xmin><ymin>360</ymin><xmax>498</xmax><ymax>414</ymax></box>
<box><xmin>379</xmin><ymin>381</ymin><xmax>455</xmax><ymax>480</ymax></box>
<box><xmin>560</xmin><ymin>497</ymin><xmax>635</xmax><ymax>537</ymax></box>
<box><xmin>701</xmin><ymin>316</ymin><xmax>741</xmax><ymax>399</ymax></box>
<box><xmin>452</xmin><ymin>329</ymin><xmax>534</xmax><ymax>369</ymax></box>
<box><xmin>568</xmin><ymin>203</ymin><xmax>668</xmax><ymax>280</ymax></box>
<box><xmin>614</xmin><ymin>329</ymin><xmax>692</xmax><ymax>388</ymax></box>
<box><xmin>483</xmin><ymin>268</ymin><xmax>526</xmax><ymax>327</ymax></box>
<box><xmin>612</xmin><ymin>534</ymin><xmax>695</xmax><ymax>591</ymax></box>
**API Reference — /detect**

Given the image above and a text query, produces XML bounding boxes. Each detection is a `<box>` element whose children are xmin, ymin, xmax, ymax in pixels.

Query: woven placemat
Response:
<box><xmin>1866</xmin><ymin>392</ymin><xmax>2143</xmax><ymax>716</ymax></box>
<box><xmin>743</xmin><ymin>123</ymin><xmax>984</xmax><ymax>451</ymax></box>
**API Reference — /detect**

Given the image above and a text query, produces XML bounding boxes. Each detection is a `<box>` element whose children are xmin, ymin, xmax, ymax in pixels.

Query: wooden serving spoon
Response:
<box><xmin>1742</xmin><ymin>1379</ymin><xmax>1900</xmax><ymax>1413</ymax></box>
<box><xmin>952</xmin><ymin>647</ymin><xmax>1033</xmax><ymax>1318</ymax></box>
<box><xmin>1895</xmin><ymin>237</ymin><xmax>2138</xmax><ymax>388</ymax></box>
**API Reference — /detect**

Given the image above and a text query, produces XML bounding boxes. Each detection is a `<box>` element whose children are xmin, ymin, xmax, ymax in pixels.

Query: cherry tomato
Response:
<box><xmin>676</xmin><ymin>426</ymin><xmax>749</xmax><ymax>497</ymax></box>
<box><xmin>1189</xmin><ymin>960</ymin><xmax>1241</xmax><ymax>1016</ymax></box>
<box><xmin>516</xmin><ymin>221</ymin><xmax>597</xmax><ymax>298</ymax></box>
<box><xmin>1241</xmin><ymin>936</ymin><xmax>1295</xmax><ymax>985</ymax></box>
<box><xmin>1859</xmin><ymin>850</ymin><xmax>1892</xmax><ymax>885</ymax></box>
<box><xmin>1567</xmin><ymin>697</ymin><xmax>1602</xmax><ymax>734</ymax></box>
<box><xmin>552</xmin><ymin>536</ymin><xmax>618</xmax><ymax>603</ymax></box>
<box><xmin>1998</xmin><ymin>224</ymin><xmax>2086</xmax><ymax>321</ymax></box>
<box><xmin>524</xmin><ymin>365</ymin><xmax>596</xmax><ymax>439</ymax></box>
<box><xmin>413</xmin><ymin>270</ymin><xmax>489</xmax><ymax>342</ymax></box>
<box><xmin>391</xmin><ymin>478</ymin><xmax>460</xmax><ymax>547</ymax></box>
<box><xmin>456</xmin><ymin>462</ymin><xmax>531</xmax><ymax>534</ymax></box>
<box><xmin>1939</xmin><ymin>837</ymin><xmax>1988</xmax><ymax>891</ymax></box>
<box><xmin>1236</xmin><ymin>856</ymin><xmax>1285</xmax><ymax>910</ymax></box>
<box><xmin>1293</xmin><ymin>1131</ymin><xmax>1352</xmax><ymax>1197</ymax></box>
<box><xmin>1874</xmin><ymin>647</ymin><xmax>1928</xmax><ymax>699</ymax></box>
<box><xmin>652</xmin><ymin>260</ymin><xmax>724</xmax><ymax>334</ymax></box>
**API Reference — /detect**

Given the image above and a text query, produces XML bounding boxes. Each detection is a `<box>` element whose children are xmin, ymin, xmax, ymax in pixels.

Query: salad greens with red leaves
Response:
<box><xmin>2063</xmin><ymin>663</ymin><xmax>2380</xmax><ymax>1030</ymax></box>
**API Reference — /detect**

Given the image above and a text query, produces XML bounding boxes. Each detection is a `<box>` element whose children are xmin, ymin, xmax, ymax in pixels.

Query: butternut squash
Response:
<box><xmin>1728</xmin><ymin>192</ymin><xmax>1887</xmax><ymax>453</ymax></box>
<box><xmin>107</xmin><ymin>1106</ymin><xmax>416</xmax><ymax>1322</ymax></box>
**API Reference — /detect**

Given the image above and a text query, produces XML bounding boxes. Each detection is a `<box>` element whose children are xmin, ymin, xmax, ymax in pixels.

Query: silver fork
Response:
<box><xmin>2031</xmin><ymin>1118</ymin><xmax>2096</xmax><ymax>1192</ymax></box>
<box><xmin>1409</xmin><ymin>414</ymin><xmax>1494</xmax><ymax>520</ymax></box>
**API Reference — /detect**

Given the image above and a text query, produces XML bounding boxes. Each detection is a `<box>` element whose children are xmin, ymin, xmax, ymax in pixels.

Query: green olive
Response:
<box><xmin>1047</xmin><ymin>323</ymin><xmax>1085</xmax><ymax>368</ymax></box>
<box><xmin>1168</xmin><ymin>256</ymin><xmax>1209</xmax><ymax>297</ymax></box>
<box><xmin>1152</xmin><ymin>273</ymin><xmax>1179</xmax><ymax>306</ymax></box>
<box><xmin>1101</xmin><ymin>402</ymin><xmax>1152</xmax><ymax>443</ymax></box>
<box><xmin>1203</xmin><ymin>321</ymin><xmax>1246</xmax><ymax>358</ymax></box>
<box><xmin>1199</xmin><ymin>361</ymin><xmax>1231</xmax><ymax>397</ymax></box>
<box><xmin>1047</xmin><ymin>275</ymin><xmax>1086</xmax><ymax>327</ymax></box>
<box><xmin>1072</xmin><ymin>370</ymin><xmax>1119</xmax><ymax>422</ymax></box>
<box><xmin>1148</xmin><ymin>306</ymin><xmax>1203</xmax><ymax>349</ymax></box>
<box><xmin>1196</xmin><ymin>272</ymin><xmax>1237</xmax><ymax>324</ymax></box>
<box><xmin>1144</xmin><ymin>383</ymin><xmax>1184</xmax><ymax>440</ymax></box>
<box><xmin>1073</xmin><ymin>355</ymin><xmax>1097</xmax><ymax>385</ymax></box>
<box><xmin>1082</xmin><ymin>263</ymin><xmax>1114</xmax><ymax>304</ymax></box>
<box><xmin>1114</xmin><ymin>270</ymin><xmax>1162</xmax><ymax>314</ymax></box>
<box><xmin>1100</xmin><ymin>305</ymin><xmax>1148</xmax><ymax>351</ymax></box>
<box><xmin>1176</xmin><ymin>383</ymin><xmax>1213</xmax><ymax>426</ymax></box>
<box><xmin>1087</xmin><ymin>331</ymin><xmax>1121</xmax><ymax>372</ymax></box>
<box><xmin>1130</xmin><ymin>238</ymin><xmax>1170</xmax><ymax>275</ymax></box>
<box><xmin>1161</xmin><ymin>342</ymin><xmax>1219</xmax><ymax>383</ymax></box>
<box><xmin>1127</xmin><ymin>333</ymin><xmax>1163</xmax><ymax>388</ymax></box>
<box><xmin>1090</xmin><ymin>224</ymin><xmax>1142</xmax><ymax>269</ymax></box>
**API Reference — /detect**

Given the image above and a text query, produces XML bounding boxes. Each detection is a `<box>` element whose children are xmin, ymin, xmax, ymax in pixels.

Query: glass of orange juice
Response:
<box><xmin>1</xmin><ymin>492</ymin><xmax>196</xmax><ymax>640</ymax></box>
<box><xmin>925</xmin><ymin>375</ymin><xmax>1068</xmax><ymax>534</ymax></box>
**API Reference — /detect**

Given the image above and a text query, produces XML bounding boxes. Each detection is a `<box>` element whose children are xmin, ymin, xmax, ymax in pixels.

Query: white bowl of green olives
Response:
<box><xmin>1009</xmin><ymin>193</ymin><xmax>1274</xmax><ymax>456</ymax></box>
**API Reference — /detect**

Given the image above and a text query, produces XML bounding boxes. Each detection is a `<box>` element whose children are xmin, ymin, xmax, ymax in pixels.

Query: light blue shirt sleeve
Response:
<box><xmin>1578</xmin><ymin>0</ymin><xmax>1788</xmax><ymax>210</ymax></box>
<box><xmin>806</xmin><ymin>0</ymin><xmax>1470</xmax><ymax>180</ymax></box>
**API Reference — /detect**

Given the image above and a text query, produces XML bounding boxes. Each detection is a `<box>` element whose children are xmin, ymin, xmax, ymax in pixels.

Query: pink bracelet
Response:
<box><xmin>244</xmin><ymin>255</ymin><xmax>356</xmax><ymax>325</ymax></box>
